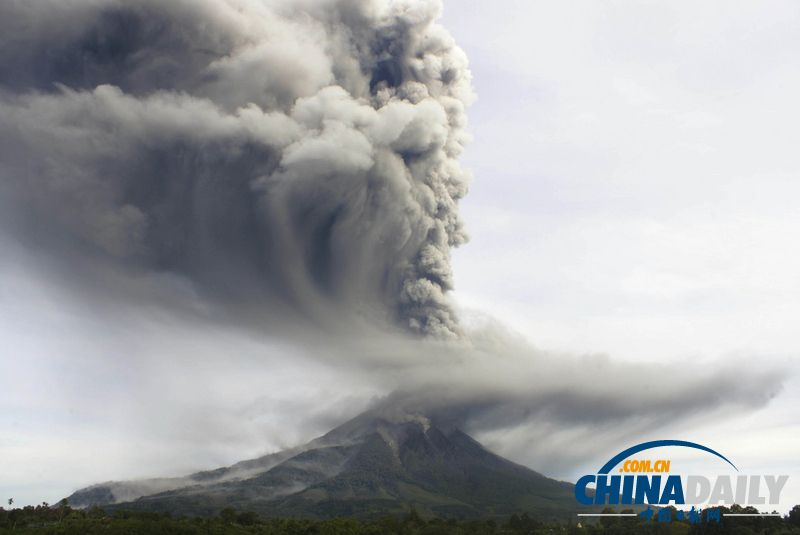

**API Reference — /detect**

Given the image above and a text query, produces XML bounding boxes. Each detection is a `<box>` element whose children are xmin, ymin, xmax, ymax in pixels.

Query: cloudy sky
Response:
<box><xmin>441</xmin><ymin>0</ymin><xmax>800</xmax><ymax>511</ymax></box>
<box><xmin>1</xmin><ymin>0</ymin><xmax>799</xmax><ymax>514</ymax></box>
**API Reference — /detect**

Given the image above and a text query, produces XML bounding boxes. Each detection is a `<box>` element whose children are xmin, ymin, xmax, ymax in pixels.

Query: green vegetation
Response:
<box><xmin>2</xmin><ymin>501</ymin><xmax>800</xmax><ymax>535</ymax></box>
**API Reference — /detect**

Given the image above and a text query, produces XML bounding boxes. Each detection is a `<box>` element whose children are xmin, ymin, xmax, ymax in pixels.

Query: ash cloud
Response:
<box><xmin>0</xmin><ymin>0</ymin><xmax>472</xmax><ymax>338</ymax></box>
<box><xmin>0</xmin><ymin>0</ymin><xmax>789</xmax><ymax>497</ymax></box>
<box><xmin>354</xmin><ymin>318</ymin><xmax>786</xmax><ymax>431</ymax></box>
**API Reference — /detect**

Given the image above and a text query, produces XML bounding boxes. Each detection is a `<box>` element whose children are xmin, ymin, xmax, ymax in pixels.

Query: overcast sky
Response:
<box><xmin>1</xmin><ymin>0</ymin><xmax>799</xmax><ymax>515</ymax></box>
<box><xmin>442</xmin><ymin>0</ymin><xmax>800</xmax><ymax>511</ymax></box>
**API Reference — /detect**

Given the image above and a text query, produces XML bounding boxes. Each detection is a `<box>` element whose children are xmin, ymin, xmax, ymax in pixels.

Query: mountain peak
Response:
<box><xmin>318</xmin><ymin>408</ymin><xmax>432</xmax><ymax>444</ymax></box>
<box><xmin>66</xmin><ymin>408</ymin><xmax>598</xmax><ymax>521</ymax></box>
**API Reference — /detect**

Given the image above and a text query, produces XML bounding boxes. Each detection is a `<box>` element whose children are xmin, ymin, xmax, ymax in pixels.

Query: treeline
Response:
<box><xmin>2</xmin><ymin>502</ymin><xmax>800</xmax><ymax>534</ymax></box>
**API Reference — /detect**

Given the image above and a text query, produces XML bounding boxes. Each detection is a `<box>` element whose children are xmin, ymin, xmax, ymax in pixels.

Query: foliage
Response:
<box><xmin>1</xmin><ymin>502</ymin><xmax>799</xmax><ymax>535</ymax></box>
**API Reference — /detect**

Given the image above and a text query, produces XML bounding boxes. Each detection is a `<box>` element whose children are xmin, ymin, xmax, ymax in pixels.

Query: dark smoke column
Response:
<box><xmin>0</xmin><ymin>0</ymin><xmax>474</xmax><ymax>338</ymax></box>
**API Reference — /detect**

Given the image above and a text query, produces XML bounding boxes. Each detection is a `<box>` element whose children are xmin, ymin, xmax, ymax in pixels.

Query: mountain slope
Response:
<box><xmin>66</xmin><ymin>413</ymin><xmax>615</xmax><ymax>521</ymax></box>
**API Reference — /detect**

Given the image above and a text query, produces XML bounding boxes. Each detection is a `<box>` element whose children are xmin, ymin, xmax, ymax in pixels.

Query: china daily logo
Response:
<box><xmin>575</xmin><ymin>440</ymin><xmax>789</xmax><ymax>507</ymax></box>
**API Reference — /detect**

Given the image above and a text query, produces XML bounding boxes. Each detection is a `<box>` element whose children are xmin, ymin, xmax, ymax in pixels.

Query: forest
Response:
<box><xmin>2</xmin><ymin>500</ymin><xmax>800</xmax><ymax>534</ymax></box>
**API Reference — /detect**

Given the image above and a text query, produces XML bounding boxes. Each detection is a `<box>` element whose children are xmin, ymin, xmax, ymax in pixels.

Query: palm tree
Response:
<box><xmin>58</xmin><ymin>499</ymin><xmax>68</xmax><ymax>523</ymax></box>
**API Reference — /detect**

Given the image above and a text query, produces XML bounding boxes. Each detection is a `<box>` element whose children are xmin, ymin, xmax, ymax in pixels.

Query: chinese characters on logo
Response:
<box><xmin>640</xmin><ymin>506</ymin><xmax>721</xmax><ymax>524</ymax></box>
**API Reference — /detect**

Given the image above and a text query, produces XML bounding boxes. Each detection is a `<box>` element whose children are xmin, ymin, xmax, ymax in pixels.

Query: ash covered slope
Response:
<box><xmin>67</xmin><ymin>411</ymin><xmax>602</xmax><ymax>521</ymax></box>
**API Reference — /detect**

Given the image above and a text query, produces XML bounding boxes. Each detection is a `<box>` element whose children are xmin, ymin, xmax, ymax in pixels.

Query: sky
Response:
<box><xmin>1</xmin><ymin>0</ymin><xmax>799</xmax><ymax>515</ymax></box>
<box><xmin>440</xmin><ymin>0</ymin><xmax>800</xmax><ymax>511</ymax></box>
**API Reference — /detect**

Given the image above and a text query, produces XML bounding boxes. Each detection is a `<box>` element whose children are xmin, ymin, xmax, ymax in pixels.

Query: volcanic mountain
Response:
<box><xmin>67</xmin><ymin>411</ymin><xmax>607</xmax><ymax>521</ymax></box>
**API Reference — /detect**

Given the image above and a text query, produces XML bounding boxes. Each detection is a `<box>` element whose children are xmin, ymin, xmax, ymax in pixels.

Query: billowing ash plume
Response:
<box><xmin>0</xmin><ymin>0</ymin><xmax>473</xmax><ymax>338</ymax></box>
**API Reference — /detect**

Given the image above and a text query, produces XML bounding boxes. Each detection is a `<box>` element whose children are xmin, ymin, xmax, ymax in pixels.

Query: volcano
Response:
<box><xmin>66</xmin><ymin>411</ymin><xmax>606</xmax><ymax>521</ymax></box>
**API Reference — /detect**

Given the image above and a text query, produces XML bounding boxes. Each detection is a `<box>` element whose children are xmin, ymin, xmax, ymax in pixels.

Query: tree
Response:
<box><xmin>789</xmin><ymin>504</ymin><xmax>800</xmax><ymax>528</ymax></box>
<box><xmin>404</xmin><ymin>508</ymin><xmax>424</xmax><ymax>528</ymax></box>
<box><xmin>88</xmin><ymin>506</ymin><xmax>106</xmax><ymax>519</ymax></box>
<box><xmin>58</xmin><ymin>498</ymin><xmax>69</xmax><ymax>523</ymax></box>
<box><xmin>237</xmin><ymin>510</ymin><xmax>259</xmax><ymax>526</ymax></box>
<box><xmin>219</xmin><ymin>506</ymin><xmax>237</xmax><ymax>524</ymax></box>
<box><xmin>376</xmin><ymin>514</ymin><xmax>402</xmax><ymax>534</ymax></box>
<box><xmin>599</xmin><ymin>507</ymin><xmax>619</xmax><ymax>528</ymax></box>
<box><xmin>519</xmin><ymin>512</ymin><xmax>542</xmax><ymax>533</ymax></box>
<box><xmin>507</xmin><ymin>513</ymin><xmax>522</xmax><ymax>531</ymax></box>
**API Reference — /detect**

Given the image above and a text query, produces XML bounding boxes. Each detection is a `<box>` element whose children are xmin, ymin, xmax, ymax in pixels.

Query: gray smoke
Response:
<box><xmin>0</xmin><ymin>0</ymin><xmax>473</xmax><ymax>338</ymax></box>
<box><xmin>0</xmin><ymin>0</ymin><xmax>789</xmax><ymax>495</ymax></box>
